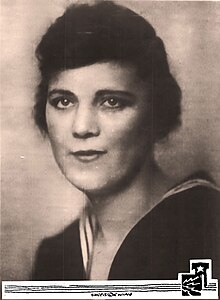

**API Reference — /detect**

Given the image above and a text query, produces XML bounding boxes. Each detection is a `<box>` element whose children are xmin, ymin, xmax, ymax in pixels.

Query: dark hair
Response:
<box><xmin>34</xmin><ymin>1</ymin><xmax>181</xmax><ymax>140</ymax></box>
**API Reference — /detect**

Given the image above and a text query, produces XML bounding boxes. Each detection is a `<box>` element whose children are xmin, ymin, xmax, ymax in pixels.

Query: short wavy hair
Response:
<box><xmin>34</xmin><ymin>1</ymin><xmax>181</xmax><ymax>141</ymax></box>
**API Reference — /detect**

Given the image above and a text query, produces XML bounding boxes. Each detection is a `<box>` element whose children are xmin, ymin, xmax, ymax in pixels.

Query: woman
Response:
<box><xmin>32</xmin><ymin>1</ymin><xmax>220</xmax><ymax>281</ymax></box>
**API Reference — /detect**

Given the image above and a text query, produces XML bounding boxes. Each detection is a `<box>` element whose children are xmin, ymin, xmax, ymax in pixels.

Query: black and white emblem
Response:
<box><xmin>181</xmin><ymin>260</ymin><xmax>218</xmax><ymax>297</ymax></box>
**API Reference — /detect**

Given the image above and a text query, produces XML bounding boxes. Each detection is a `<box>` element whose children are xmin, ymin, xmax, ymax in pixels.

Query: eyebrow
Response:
<box><xmin>95</xmin><ymin>89</ymin><xmax>135</xmax><ymax>99</ymax></box>
<box><xmin>48</xmin><ymin>88</ymin><xmax>135</xmax><ymax>99</ymax></box>
<box><xmin>48</xmin><ymin>89</ymin><xmax>75</xmax><ymax>97</ymax></box>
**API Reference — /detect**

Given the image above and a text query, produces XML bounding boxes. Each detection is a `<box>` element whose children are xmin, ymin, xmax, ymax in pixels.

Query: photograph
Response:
<box><xmin>1</xmin><ymin>0</ymin><xmax>220</xmax><ymax>297</ymax></box>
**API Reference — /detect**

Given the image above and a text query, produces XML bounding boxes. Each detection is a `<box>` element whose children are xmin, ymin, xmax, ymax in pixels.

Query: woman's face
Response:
<box><xmin>46</xmin><ymin>62</ymin><xmax>152</xmax><ymax>195</ymax></box>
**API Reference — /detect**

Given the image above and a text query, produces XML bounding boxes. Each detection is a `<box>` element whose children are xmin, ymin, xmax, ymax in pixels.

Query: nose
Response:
<box><xmin>72</xmin><ymin>105</ymin><xmax>100</xmax><ymax>139</ymax></box>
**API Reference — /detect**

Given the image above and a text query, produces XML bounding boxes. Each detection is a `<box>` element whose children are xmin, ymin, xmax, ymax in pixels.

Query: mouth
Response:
<box><xmin>71</xmin><ymin>150</ymin><xmax>107</xmax><ymax>162</ymax></box>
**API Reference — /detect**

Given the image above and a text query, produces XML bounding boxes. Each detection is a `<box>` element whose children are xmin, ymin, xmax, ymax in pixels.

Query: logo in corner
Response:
<box><xmin>181</xmin><ymin>259</ymin><xmax>218</xmax><ymax>296</ymax></box>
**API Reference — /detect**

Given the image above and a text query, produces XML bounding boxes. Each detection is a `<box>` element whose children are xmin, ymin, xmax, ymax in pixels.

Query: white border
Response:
<box><xmin>2</xmin><ymin>259</ymin><xmax>218</xmax><ymax>299</ymax></box>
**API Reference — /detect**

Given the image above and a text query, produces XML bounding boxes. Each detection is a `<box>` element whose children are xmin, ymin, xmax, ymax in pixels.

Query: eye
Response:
<box><xmin>49</xmin><ymin>97</ymin><xmax>75</xmax><ymax>110</ymax></box>
<box><xmin>57</xmin><ymin>98</ymin><xmax>73</xmax><ymax>108</ymax></box>
<box><xmin>102</xmin><ymin>97</ymin><xmax>124</xmax><ymax>109</ymax></box>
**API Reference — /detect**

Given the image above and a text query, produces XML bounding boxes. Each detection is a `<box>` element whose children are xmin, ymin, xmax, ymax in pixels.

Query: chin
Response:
<box><xmin>65</xmin><ymin>169</ymin><xmax>137</xmax><ymax>198</ymax></box>
<box><xmin>73</xmin><ymin>182</ymin><xmax>114</xmax><ymax>197</ymax></box>
<box><xmin>64</xmin><ymin>172</ymin><xmax>108</xmax><ymax>194</ymax></box>
<box><xmin>61</xmin><ymin>158</ymin><xmax>145</xmax><ymax>197</ymax></box>
<box><xmin>65</xmin><ymin>169</ymin><xmax>128</xmax><ymax>197</ymax></box>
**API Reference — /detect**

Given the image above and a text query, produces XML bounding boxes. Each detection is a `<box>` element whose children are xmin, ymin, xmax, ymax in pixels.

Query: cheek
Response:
<box><xmin>108</xmin><ymin>112</ymin><xmax>150</xmax><ymax>150</ymax></box>
<box><xmin>46</xmin><ymin>107</ymin><xmax>71</xmax><ymax>149</ymax></box>
<box><xmin>46</xmin><ymin>106</ymin><xmax>57</xmax><ymax>140</ymax></box>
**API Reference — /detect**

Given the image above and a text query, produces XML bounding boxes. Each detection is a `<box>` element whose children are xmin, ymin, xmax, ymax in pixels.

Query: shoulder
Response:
<box><xmin>160</xmin><ymin>177</ymin><xmax>220</xmax><ymax>215</ymax></box>
<box><xmin>119</xmin><ymin>176</ymin><xmax>220</xmax><ymax>280</ymax></box>
<box><xmin>132</xmin><ymin>175</ymin><xmax>220</xmax><ymax>255</ymax></box>
<box><xmin>151</xmin><ymin>177</ymin><xmax>220</xmax><ymax>264</ymax></box>
<box><xmin>37</xmin><ymin>220</ymin><xmax>80</xmax><ymax>252</ymax></box>
<box><xmin>32</xmin><ymin>219</ymin><xmax>83</xmax><ymax>280</ymax></box>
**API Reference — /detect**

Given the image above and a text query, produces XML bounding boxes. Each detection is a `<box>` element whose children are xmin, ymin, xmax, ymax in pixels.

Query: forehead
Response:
<box><xmin>48</xmin><ymin>62</ymin><xmax>148</xmax><ymax>96</ymax></box>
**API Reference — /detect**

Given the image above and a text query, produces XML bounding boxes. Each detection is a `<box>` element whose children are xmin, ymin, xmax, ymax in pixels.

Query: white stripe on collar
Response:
<box><xmin>161</xmin><ymin>178</ymin><xmax>220</xmax><ymax>201</ymax></box>
<box><xmin>79</xmin><ymin>204</ymin><xmax>99</xmax><ymax>278</ymax></box>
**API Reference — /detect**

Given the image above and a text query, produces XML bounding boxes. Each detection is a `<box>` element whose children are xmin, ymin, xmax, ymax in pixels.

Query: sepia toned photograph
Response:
<box><xmin>1</xmin><ymin>0</ymin><xmax>220</xmax><ymax>298</ymax></box>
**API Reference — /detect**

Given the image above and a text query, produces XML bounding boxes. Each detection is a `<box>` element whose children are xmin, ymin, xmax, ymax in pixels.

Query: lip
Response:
<box><xmin>71</xmin><ymin>150</ymin><xmax>107</xmax><ymax>162</ymax></box>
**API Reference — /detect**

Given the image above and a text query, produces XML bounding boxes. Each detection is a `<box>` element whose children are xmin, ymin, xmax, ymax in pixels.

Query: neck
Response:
<box><xmin>86</xmin><ymin>160</ymin><xmax>172</xmax><ymax>241</ymax></box>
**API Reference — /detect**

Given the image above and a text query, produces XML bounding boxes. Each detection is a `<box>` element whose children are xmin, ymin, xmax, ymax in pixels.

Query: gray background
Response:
<box><xmin>1</xmin><ymin>0</ymin><xmax>220</xmax><ymax>281</ymax></box>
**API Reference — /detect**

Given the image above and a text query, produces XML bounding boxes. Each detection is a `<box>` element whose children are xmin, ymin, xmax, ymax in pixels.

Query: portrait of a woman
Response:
<box><xmin>30</xmin><ymin>1</ymin><xmax>220</xmax><ymax>282</ymax></box>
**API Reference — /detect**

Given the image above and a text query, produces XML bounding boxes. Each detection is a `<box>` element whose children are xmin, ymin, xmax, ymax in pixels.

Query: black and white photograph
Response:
<box><xmin>1</xmin><ymin>0</ymin><xmax>220</xmax><ymax>298</ymax></box>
